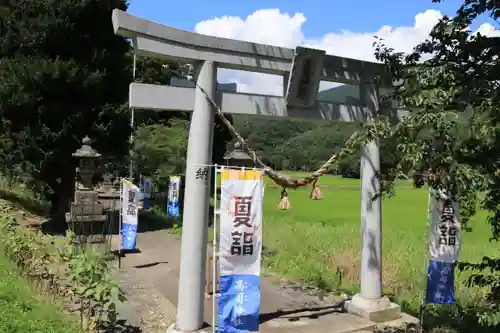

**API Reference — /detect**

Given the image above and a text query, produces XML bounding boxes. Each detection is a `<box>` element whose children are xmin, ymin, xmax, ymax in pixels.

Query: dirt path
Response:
<box><xmin>112</xmin><ymin>263</ymin><xmax>173</xmax><ymax>333</ymax></box>
<box><xmin>111</xmin><ymin>230</ymin><xmax>383</xmax><ymax>333</ymax></box>
<box><xmin>2</xmin><ymin>198</ymin><xmax>416</xmax><ymax>332</ymax></box>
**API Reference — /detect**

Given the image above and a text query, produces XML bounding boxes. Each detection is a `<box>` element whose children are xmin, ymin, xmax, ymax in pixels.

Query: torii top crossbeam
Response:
<box><xmin>112</xmin><ymin>9</ymin><xmax>381</xmax><ymax>83</ymax></box>
<box><xmin>112</xmin><ymin>9</ymin><xmax>404</xmax><ymax>123</ymax></box>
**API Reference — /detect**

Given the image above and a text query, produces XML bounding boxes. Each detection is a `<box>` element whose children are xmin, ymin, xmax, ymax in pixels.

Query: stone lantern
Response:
<box><xmin>67</xmin><ymin>136</ymin><xmax>106</xmax><ymax>238</ymax></box>
<box><xmin>223</xmin><ymin>141</ymin><xmax>254</xmax><ymax>168</ymax></box>
<box><xmin>72</xmin><ymin>136</ymin><xmax>102</xmax><ymax>190</ymax></box>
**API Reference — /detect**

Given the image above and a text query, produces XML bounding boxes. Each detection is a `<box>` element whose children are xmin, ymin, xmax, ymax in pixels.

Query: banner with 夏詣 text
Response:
<box><xmin>167</xmin><ymin>176</ymin><xmax>181</xmax><ymax>217</ymax></box>
<box><xmin>218</xmin><ymin>169</ymin><xmax>264</xmax><ymax>333</ymax></box>
<box><xmin>426</xmin><ymin>189</ymin><xmax>461</xmax><ymax>304</ymax></box>
<box><xmin>120</xmin><ymin>179</ymin><xmax>140</xmax><ymax>250</ymax></box>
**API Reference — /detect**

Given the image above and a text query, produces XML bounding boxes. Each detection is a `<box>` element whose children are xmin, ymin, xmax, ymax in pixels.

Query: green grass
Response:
<box><xmin>216</xmin><ymin>170</ymin><xmax>409</xmax><ymax>188</ymax></box>
<box><xmin>0</xmin><ymin>248</ymin><xmax>82</xmax><ymax>333</ymax></box>
<box><xmin>213</xmin><ymin>172</ymin><xmax>498</xmax><ymax>308</ymax></box>
<box><xmin>0</xmin><ymin>171</ymin><xmax>495</xmax><ymax>331</ymax></box>
<box><xmin>264</xmin><ymin>171</ymin><xmax>410</xmax><ymax>187</ymax></box>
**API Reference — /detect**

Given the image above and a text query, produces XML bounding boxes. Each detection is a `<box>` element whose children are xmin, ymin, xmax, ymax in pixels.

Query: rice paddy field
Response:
<box><xmin>0</xmin><ymin>172</ymin><xmax>496</xmax><ymax>332</ymax></box>
<box><xmin>235</xmin><ymin>172</ymin><xmax>496</xmax><ymax>310</ymax></box>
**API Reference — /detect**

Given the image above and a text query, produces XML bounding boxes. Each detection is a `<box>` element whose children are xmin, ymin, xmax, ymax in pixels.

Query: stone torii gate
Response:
<box><xmin>112</xmin><ymin>9</ymin><xmax>405</xmax><ymax>332</ymax></box>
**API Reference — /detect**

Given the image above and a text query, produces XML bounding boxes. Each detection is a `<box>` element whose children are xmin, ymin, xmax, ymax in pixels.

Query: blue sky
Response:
<box><xmin>128</xmin><ymin>0</ymin><xmax>476</xmax><ymax>37</ymax></box>
<box><xmin>126</xmin><ymin>0</ymin><xmax>496</xmax><ymax>95</ymax></box>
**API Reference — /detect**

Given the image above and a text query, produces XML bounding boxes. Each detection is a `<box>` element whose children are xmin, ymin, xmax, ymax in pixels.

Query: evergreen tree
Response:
<box><xmin>0</xmin><ymin>0</ymin><xmax>131</xmax><ymax>224</ymax></box>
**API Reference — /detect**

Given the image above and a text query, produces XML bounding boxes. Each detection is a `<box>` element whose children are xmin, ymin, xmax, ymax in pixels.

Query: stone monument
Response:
<box><xmin>66</xmin><ymin>136</ymin><xmax>107</xmax><ymax>239</ymax></box>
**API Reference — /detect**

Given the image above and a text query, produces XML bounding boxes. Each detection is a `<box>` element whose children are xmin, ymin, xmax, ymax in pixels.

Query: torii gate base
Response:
<box><xmin>111</xmin><ymin>9</ymin><xmax>418</xmax><ymax>333</ymax></box>
<box><xmin>347</xmin><ymin>295</ymin><xmax>401</xmax><ymax>323</ymax></box>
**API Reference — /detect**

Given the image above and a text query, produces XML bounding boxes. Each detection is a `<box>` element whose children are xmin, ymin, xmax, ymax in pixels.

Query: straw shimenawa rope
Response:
<box><xmin>192</xmin><ymin>81</ymin><xmax>359</xmax><ymax>189</ymax></box>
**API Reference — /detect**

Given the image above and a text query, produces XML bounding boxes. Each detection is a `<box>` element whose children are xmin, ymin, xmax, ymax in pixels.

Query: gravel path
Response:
<box><xmin>112</xmin><ymin>263</ymin><xmax>173</xmax><ymax>333</ymax></box>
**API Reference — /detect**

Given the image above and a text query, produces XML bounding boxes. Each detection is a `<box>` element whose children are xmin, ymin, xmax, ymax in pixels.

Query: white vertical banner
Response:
<box><xmin>120</xmin><ymin>179</ymin><xmax>140</xmax><ymax>250</ymax></box>
<box><xmin>218</xmin><ymin>169</ymin><xmax>264</xmax><ymax>333</ymax></box>
<box><xmin>426</xmin><ymin>189</ymin><xmax>461</xmax><ymax>304</ymax></box>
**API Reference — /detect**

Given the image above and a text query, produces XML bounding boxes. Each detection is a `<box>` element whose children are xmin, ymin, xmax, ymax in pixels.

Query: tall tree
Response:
<box><xmin>134</xmin><ymin>119</ymin><xmax>189</xmax><ymax>188</ymax></box>
<box><xmin>0</xmin><ymin>0</ymin><xmax>131</xmax><ymax>224</ymax></box>
<box><xmin>367</xmin><ymin>0</ymin><xmax>499</xmax><ymax>327</ymax></box>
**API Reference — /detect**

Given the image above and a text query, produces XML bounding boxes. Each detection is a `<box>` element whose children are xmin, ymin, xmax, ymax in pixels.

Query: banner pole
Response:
<box><xmin>128</xmin><ymin>54</ymin><xmax>137</xmax><ymax>181</ymax></box>
<box><xmin>419</xmin><ymin>186</ymin><xmax>433</xmax><ymax>332</ymax></box>
<box><xmin>212</xmin><ymin>165</ymin><xmax>219</xmax><ymax>333</ymax></box>
<box><xmin>118</xmin><ymin>179</ymin><xmax>123</xmax><ymax>270</ymax></box>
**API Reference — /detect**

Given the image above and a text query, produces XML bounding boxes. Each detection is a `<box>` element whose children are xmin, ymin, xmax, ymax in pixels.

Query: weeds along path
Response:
<box><xmin>0</xmin><ymin>197</ymin><xmax>173</xmax><ymax>333</ymax></box>
<box><xmin>0</xmin><ymin>246</ymin><xmax>82</xmax><ymax>333</ymax></box>
<box><xmin>0</xmin><ymin>199</ymin><xmax>82</xmax><ymax>333</ymax></box>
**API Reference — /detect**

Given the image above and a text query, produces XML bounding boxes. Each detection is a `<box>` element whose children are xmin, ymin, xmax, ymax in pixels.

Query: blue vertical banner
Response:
<box><xmin>120</xmin><ymin>179</ymin><xmax>140</xmax><ymax>250</ymax></box>
<box><xmin>218</xmin><ymin>169</ymin><xmax>264</xmax><ymax>333</ymax></box>
<box><xmin>141</xmin><ymin>177</ymin><xmax>153</xmax><ymax>210</ymax></box>
<box><xmin>425</xmin><ymin>190</ymin><xmax>461</xmax><ymax>304</ymax></box>
<box><xmin>167</xmin><ymin>176</ymin><xmax>181</xmax><ymax>217</ymax></box>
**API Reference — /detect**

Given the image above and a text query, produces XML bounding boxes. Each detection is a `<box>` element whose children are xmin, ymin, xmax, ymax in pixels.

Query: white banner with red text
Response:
<box><xmin>218</xmin><ymin>169</ymin><xmax>264</xmax><ymax>333</ymax></box>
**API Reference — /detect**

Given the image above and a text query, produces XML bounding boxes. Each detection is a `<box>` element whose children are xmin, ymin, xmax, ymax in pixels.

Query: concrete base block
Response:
<box><xmin>166</xmin><ymin>323</ymin><xmax>211</xmax><ymax>333</ymax></box>
<box><xmin>346</xmin><ymin>294</ymin><xmax>401</xmax><ymax>323</ymax></box>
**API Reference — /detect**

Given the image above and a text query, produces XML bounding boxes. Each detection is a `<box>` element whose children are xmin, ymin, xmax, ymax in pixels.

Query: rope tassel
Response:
<box><xmin>278</xmin><ymin>188</ymin><xmax>291</xmax><ymax>210</ymax></box>
<box><xmin>310</xmin><ymin>179</ymin><xmax>323</xmax><ymax>200</ymax></box>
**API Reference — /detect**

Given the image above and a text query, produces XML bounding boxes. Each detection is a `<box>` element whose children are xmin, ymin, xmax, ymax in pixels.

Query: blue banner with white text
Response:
<box><xmin>426</xmin><ymin>260</ymin><xmax>455</xmax><ymax>304</ymax></box>
<box><xmin>121</xmin><ymin>223</ymin><xmax>138</xmax><ymax>250</ymax></box>
<box><xmin>218</xmin><ymin>274</ymin><xmax>260</xmax><ymax>333</ymax></box>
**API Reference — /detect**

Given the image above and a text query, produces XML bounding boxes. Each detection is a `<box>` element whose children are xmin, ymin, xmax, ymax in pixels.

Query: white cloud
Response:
<box><xmin>475</xmin><ymin>22</ymin><xmax>500</xmax><ymax>37</ymax></box>
<box><xmin>194</xmin><ymin>9</ymin><xmax>499</xmax><ymax>95</ymax></box>
<box><xmin>194</xmin><ymin>9</ymin><xmax>307</xmax><ymax>48</ymax></box>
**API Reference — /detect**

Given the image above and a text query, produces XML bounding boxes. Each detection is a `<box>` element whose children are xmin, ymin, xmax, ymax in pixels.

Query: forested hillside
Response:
<box><xmin>134</xmin><ymin>110</ymin><xmax>402</xmax><ymax>183</ymax></box>
<box><xmin>231</xmin><ymin>116</ymin><xmax>361</xmax><ymax>174</ymax></box>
